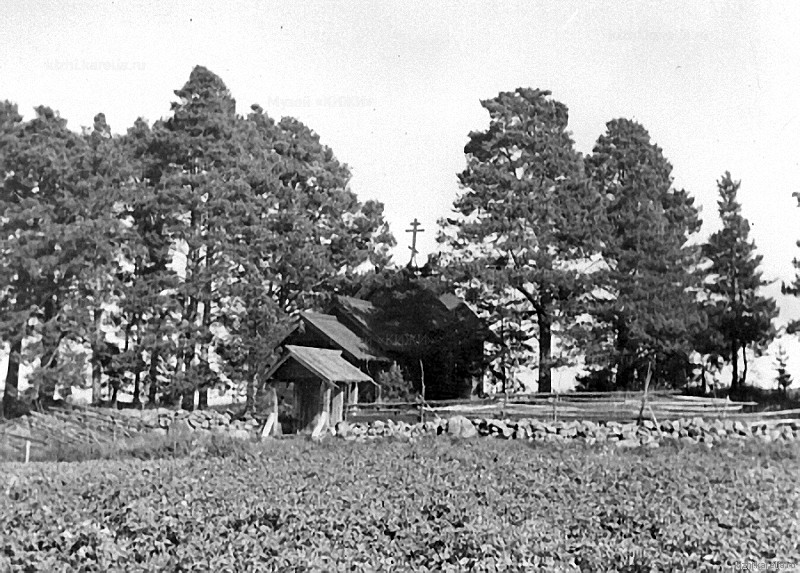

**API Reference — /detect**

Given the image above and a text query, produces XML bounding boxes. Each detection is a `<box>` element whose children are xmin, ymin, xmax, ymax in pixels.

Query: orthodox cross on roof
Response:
<box><xmin>406</xmin><ymin>218</ymin><xmax>425</xmax><ymax>268</ymax></box>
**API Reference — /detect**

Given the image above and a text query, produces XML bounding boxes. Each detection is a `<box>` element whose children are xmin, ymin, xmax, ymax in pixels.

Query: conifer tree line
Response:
<box><xmin>0</xmin><ymin>74</ymin><xmax>794</xmax><ymax>416</ymax></box>
<box><xmin>0</xmin><ymin>66</ymin><xmax>395</xmax><ymax>416</ymax></box>
<box><xmin>439</xmin><ymin>88</ymin><xmax>787</xmax><ymax>394</ymax></box>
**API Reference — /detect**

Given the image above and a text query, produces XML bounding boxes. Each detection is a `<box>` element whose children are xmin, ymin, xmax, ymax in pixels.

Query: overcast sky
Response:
<box><xmin>2</xmin><ymin>1</ymin><xmax>799</xmax><ymax>332</ymax></box>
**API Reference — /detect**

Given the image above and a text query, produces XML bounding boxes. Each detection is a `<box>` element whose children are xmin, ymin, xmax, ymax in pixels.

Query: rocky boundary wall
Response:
<box><xmin>333</xmin><ymin>416</ymin><xmax>800</xmax><ymax>447</ymax></box>
<box><xmin>119</xmin><ymin>409</ymin><xmax>800</xmax><ymax>447</ymax></box>
<box><xmin>117</xmin><ymin>408</ymin><xmax>261</xmax><ymax>440</ymax></box>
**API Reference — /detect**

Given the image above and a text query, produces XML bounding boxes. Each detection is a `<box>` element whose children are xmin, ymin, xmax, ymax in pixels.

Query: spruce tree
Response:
<box><xmin>774</xmin><ymin>345</ymin><xmax>793</xmax><ymax>396</ymax></box>
<box><xmin>783</xmin><ymin>190</ymin><xmax>800</xmax><ymax>335</ymax></box>
<box><xmin>702</xmin><ymin>172</ymin><xmax>777</xmax><ymax>391</ymax></box>
<box><xmin>585</xmin><ymin>119</ymin><xmax>703</xmax><ymax>388</ymax></box>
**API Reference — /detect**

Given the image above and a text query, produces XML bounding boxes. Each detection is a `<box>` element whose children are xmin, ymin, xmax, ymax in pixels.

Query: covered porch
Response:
<box><xmin>263</xmin><ymin>345</ymin><xmax>375</xmax><ymax>434</ymax></box>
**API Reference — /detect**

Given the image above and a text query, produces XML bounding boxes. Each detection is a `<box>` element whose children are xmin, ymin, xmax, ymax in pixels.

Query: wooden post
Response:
<box><xmin>419</xmin><ymin>359</ymin><xmax>426</xmax><ymax>424</ymax></box>
<box><xmin>260</xmin><ymin>384</ymin><xmax>279</xmax><ymax>438</ymax></box>
<box><xmin>552</xmin><ymin>394</ymin><xmax>558</xmax><ymax>423</ymax></box>
<box><xmin>261</xmin><ymin>412</ymin><xmax>277</xmax><ymax>440</ymax></box>
<box><xmin>330</xmin><ymin>384</ymin><xmax>344</xmax><ymax>425</ymax></box>
<box><xmin>322</xmin><ymin>382</ymin><xmax>331</xmax><ymax>431</ymax></box>
<box><xmin>24</xmin><ymin>440</ymin><xmax>30</xmax><ymax>464</ymax></box>
<box><xmin>311</xmin><ymin>411</ymin><xmax>329</xmax><ymax>441</ymax></box>
<box><xmin>637</xmin><ymin>361</ymin><xmax>653</xmax><ymax>425</ymax></box>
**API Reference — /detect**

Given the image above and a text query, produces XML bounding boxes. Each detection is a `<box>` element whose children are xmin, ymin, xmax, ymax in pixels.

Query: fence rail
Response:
<box><xmin>345</xmin><ymin>391</ymin><xmax>770</xmax><ymax>424</ymax></box>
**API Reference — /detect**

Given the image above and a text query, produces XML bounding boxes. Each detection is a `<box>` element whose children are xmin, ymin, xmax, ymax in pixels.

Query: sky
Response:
<box><xmin>1</xmin><ymin>0</ymin><xmax>800</xmax><ymax>389</ymax></box>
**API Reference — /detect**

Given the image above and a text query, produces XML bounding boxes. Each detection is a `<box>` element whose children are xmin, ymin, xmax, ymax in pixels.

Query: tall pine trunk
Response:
<box><xmin>741</xmin><ymin>344</ymin><xmax>748</xmax><ymax>388</ymax></box>
<box><xmin>197</xmin><ymin>243</ymin><xmax>213</xmax><ymax>410</ymax></box>
<box><xmin>178</xmin><ymin>209</ymin><xmax>200</xmax><ymax>410</ymax></box>
<box><xmin>91</xmin><ymin>308</ymin><xmax>104</xmax><ymax>405</ymax></box>
<box><xmin>181</xmin><ymin>389</ymin><xmax>194</xmax><ymax>410</ymax></box>
<box><xmin>38</xmin><ymin>294</ymin><xmax>60</xmax><ymax>402</ymax></box>
<box><xmin>730</xmin><ymin>339</ymin><xmax>740</xmax><ymax>392</ymax></box>
<box><xmin>132</xmin><ymin>372</ymin><xmax>141</xmax><ymax>406</ymax></box>
<box><xmin>537</xmin><ymin>310</ymin><xmax>552</xmax><ymax>393</ymax></box>
<box><xmin>180</xmin><ymin>341</ymin><xmax>196</xmax><ymax>411</ymax></box>
<box><xmin>127</xmin><ymin>319</ymin><xmax>142</xmax><ymax>406</ymax></box>
<box><xmin>2</xmin><ymin>335</ymin><xmax>23</xmax><ymax>418</ymax></box>
<box><xmin>148</xmin><ymin>347</ymin><xmax>160</xmax><ymax>405</ymax></box>
<box><xmin>244</xmin><ymin>360</ymin><xmax>255</xmax><ymax>413</ymax></box>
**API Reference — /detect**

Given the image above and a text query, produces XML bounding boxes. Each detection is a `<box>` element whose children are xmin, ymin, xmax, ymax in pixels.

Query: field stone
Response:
<box><xmin>137</xmin><ymin>410</ymin><xmax>159</xmax><ymax>426</ymax></box>
<box><xmin>447</xmin><ymin>415</ymin><xmax>477</xmax><ymax>439</ymax></box>
<box><xmin>558</xmin><ymin>425</ymin><xmax>578</xmax><ymax>438</ymax></box>
<box><xmin>492</xmin><ymin>420</ymin><xmax>513</xmax><ymax>439</ymax></box>
<box><xmin>423</xmin><ymin>420</ymin><xmax>438</xmax><ymax>433</ymax></box>
<box><xmin>334</xmin><ymin>421</ymin><xmax>350</xmax><ymax>437</ymax></box>
<box><xmin>641</xmin><ymin>419</ymin><xmax>656</xmax><ymax>431</ymax></box>
<box><xmin>515</xmin><ymin>425</ymin><xmax>532</xmax><ymax>440</ymax></box>
<box><xmin>169</xmin><ymin>419</ymin><xmax>192</xmax><ymax>437</ymax></box>
<box><xmin>230</xmin><ymin>428</ymin><xmax>251</xmax><ymax>440</ymax></box>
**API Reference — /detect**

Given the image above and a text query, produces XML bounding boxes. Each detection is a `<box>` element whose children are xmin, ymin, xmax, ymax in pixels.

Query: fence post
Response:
<box><xmin>552</xmin><ymin>394</ymin><xmax>558</xmax><ymax>423</ymax></box>
<box><xmin>637</xmin><ymin>361</ymin><xmax>653</xmax><ymax>425</ymax></box>
<box><xmin>24</xmin><ymin>440</ymin><xmax>30</xmax><ymax>464</ymax></box>
<box><xmin>419</xmin><ymin>359</ymin><xmax>426</xmax><ymax>424</ymax></box>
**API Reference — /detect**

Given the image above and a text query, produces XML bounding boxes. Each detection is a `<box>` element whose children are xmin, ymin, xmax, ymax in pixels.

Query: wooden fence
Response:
<box><xmin>344</xmin><ymin>391</ymin><xmax>798</xmax><ymax>425</ymax></box>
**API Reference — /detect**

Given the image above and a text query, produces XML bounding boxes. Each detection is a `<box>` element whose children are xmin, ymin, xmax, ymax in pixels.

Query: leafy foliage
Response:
<box><xmin>1</xmin><ymin>439</ymin><xmax>798</xmax><ymax>570</ymax></box>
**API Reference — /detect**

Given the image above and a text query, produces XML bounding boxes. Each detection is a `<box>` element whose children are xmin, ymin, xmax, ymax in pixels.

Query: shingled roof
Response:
<box><xmin>265</xmin><ymin>345</ymin><xmax>375</xmax><ymax>385</ymax></box>
<box><xmin>300</xmin><ymin>311</ymin><xmax>387</xmax><ymax>363</ymax></box>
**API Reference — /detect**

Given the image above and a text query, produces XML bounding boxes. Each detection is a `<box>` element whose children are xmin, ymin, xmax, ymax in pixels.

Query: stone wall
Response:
<box><xmin>118</xmin><ymin>408</ymin><xmax>800</xmax><ymax>446</ymax></box>
<box><xmin>118</xmin><ymin>408</ymin><xmax>261</xmax><ymax>440</ymax></box>
<box><xmin>332</xmin><ymin>416</ymin><xmax>800</xmax><ymax>447</ymax></box>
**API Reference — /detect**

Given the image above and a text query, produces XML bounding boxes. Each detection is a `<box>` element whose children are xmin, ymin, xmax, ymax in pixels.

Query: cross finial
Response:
<box><xmin>406</xmin><ymin>218</ymin><xmax>425</xmax><ymax>268</ymax></box>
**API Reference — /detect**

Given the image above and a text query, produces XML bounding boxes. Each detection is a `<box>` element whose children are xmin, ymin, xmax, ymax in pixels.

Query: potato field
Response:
<box><xmin>1</xmin><ymin>437</ymin><xmax>799</xmax><ymax>571</ymax></box>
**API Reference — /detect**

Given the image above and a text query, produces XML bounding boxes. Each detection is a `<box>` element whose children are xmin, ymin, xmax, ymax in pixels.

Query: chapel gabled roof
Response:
<box><xmin>299</xmin><ymin>311</ymin><xmax>388</xmax><ymax>363</ymax></box>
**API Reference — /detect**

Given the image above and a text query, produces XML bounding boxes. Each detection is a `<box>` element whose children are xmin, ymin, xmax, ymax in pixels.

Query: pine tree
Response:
<box><xmin>2</xmin><ymin>67</ymin><xmax>396</xmax><ymax>414</ymax></box>
<box><xmin>702</xmin><ymin>172</ymin><xmax>777</xmax><ymax>391</ymax></box>
<box><xmin>440</xmin><ymin>88</ymin><xmax>606</xmax><ymax>392</ymax></box>
<box><xmin>116</xmin><ymin>116</ymin><xmax>183</xmax><ymax>406</ymax></box>
<box><xmin>584</xmin><ymin>119</ymin><xmax>703</xmax><ymax>389</ymax></box>
<box><xmin>0</xmin><ymin>101</ymin><xmax>25</xmax><ymax>416</ymax></box>
<box><xmin>0</xmin><ymin>105</ymin><xmax>104</xmax><ymax>408</ymax></box>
